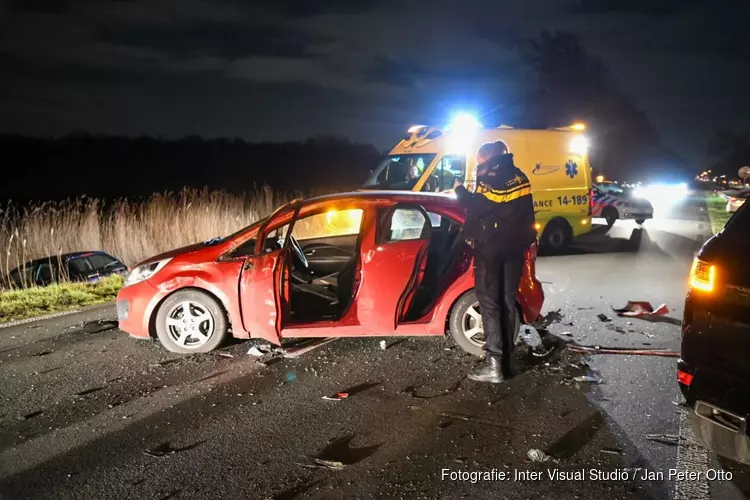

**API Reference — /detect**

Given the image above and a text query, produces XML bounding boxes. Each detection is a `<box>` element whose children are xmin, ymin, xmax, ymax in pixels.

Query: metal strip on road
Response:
<box><xmin>0</xmin><ymin>309</ymin><xmax>82</xmax><ymax>329</ymax></box>
<box><xmin>674</xmin><ymin>407</ymin><xmax>711</xmax><ymax>500</ymax></box>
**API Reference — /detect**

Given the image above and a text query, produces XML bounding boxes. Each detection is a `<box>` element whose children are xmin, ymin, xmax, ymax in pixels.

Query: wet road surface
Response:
<box><xmin>1</xmin><ymin>195</ymin><xmax>748</xmax><ymax>500</ymax></box>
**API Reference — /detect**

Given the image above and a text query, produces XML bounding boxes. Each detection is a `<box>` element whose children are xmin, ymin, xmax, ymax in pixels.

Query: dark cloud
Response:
<box><xmin>0</xmin><ymin>0</ymin><xmax>748</xmax><ymax>166</ymax></box>
<box><xmin>100</xmin><ymin>21</ymin><xmax>330</xmax><ymax>60</ymax></box>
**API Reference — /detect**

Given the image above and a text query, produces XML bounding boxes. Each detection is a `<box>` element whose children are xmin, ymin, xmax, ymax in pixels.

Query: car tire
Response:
<box><xmin>541</xmin><ymin>219</ymin><xmax>572</xmax><ymax>252</ymax></box>
<box><xmin>603</xmin><ymin>207</ymin><xmax>618</xmax><ymax>228</ymax></box>
<box><xmin>448</xmin><ymin>290</ymin><xmax>521</xmax><ymax>357</ymax></box>
<box><xmin>635</xmin><ymin>218</ymin><xmax>646</xmax><ymax>225</ymax></box>
<box><xmin>154</xmin><ymin>289</ymin><xmax>229</xmax><ymax>354</ymax></box>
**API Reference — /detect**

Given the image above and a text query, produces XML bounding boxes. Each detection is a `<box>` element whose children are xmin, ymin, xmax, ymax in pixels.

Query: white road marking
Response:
<box><xmin>674</xmin><ymin>407</ymin><xmax>711</xmax><ymax>500</ymax></box>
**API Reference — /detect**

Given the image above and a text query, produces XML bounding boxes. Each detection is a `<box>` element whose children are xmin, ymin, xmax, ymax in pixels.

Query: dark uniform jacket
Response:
<box><xmin>455</xmin><ymin>153</ymin><xmax>536</xmax><ymax>257</ymax></box>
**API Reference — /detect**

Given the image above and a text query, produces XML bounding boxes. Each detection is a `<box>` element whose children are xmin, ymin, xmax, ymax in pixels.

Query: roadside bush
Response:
<box><xmin>0</xmin><ymin>274</ymin><xmax>124</xmax><ymax>322</ymax></box>
<box><xmin>1</xmin><ymin>186</ymin><xmax>290</xmax><ymax>288</ymax></box>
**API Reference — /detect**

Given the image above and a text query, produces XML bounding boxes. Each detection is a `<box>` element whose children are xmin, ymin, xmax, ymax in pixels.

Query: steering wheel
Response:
<box><xmin>288</xmin><ymin>235</ymin><xmax>309</xmax><ymax>270</ymax></box>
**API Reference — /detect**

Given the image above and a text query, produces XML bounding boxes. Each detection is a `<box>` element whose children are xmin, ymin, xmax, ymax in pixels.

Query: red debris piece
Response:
<box><xmin>612</xmin><ymin>301</ymin><xmax>668</xmax><ymax>318</ymax></box>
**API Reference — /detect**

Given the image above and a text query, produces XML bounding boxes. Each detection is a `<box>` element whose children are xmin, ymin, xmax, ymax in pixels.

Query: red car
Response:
<box><xmin>116</xmin><ymin>191</ymin><xmax>544</xmax><ymax>356</ymax></box>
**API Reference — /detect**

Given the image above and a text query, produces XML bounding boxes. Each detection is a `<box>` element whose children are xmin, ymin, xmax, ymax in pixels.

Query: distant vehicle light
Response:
<box><xmin>595</xmin><ymin>175</ymin><xmax>604</xmax><ymax>183</ymax></box>
<box><xmin>571</xmin><ymin>123</ymin><xmax>586</xmax><ymax>131</ymax></box>
<box><xmin>689</xmin><ymin>258</ymin><xmax>716</xmax><ymax>292</ymax></box>
<box><xmin>569</xmin><ymin>135</ymin><xmax>589</xmax><ymax>156</ymax></box>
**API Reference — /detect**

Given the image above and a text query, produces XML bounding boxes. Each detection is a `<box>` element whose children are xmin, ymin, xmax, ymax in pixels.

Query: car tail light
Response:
<box><xmin>689</xmin><ymin>258</ymin><xmax>716</xmax><ymax>292</ymax></box>
<box><xmin>677</xmin><ymin>369</ymin><xmax>693</xmax><ymax>387</ymax></box>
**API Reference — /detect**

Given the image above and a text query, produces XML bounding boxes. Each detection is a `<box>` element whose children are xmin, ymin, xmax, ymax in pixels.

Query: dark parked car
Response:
<box><xmin>6</xmin><ymin>251</ymin><xmax>128</xmax><ymax>288</ymax></box>
<box><xmin>680</xmin><ymin>199</ymin><xmax>750</xmax><ymax>464</ymax></box>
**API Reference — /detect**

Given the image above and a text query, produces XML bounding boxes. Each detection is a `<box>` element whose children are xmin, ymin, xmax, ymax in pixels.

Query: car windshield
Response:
<box><xmin>363</xmin><ymin>154</ymin><xmax>436</xmax><ymax>190</ymax></box>
<box><xmin>602</xmin><ymin>183</ymin><xmax>625</xmax><ymax>195</ymax></box>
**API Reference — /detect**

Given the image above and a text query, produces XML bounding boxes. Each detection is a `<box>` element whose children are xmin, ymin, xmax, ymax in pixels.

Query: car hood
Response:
<box><xmin>138</xmin><ymin>237</ymin><xmax>225</xmax><ymax>267</ymax></box>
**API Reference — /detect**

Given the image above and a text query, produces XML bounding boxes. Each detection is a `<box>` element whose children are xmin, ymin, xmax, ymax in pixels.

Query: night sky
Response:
<box><xmin>1</xmin><ymin>0</ymin><xmax>749</xmax><ymax>169</ymax></box>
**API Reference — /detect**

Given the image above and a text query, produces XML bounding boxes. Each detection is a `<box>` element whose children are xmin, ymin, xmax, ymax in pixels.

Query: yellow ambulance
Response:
<box><xmin>363</xmin><ymin>119</ymin><xmax>593</xmax><ymax>250</ymax></box>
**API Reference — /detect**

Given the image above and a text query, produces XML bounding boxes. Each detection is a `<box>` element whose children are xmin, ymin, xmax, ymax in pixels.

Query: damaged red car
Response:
<box><xmin>116</xmin><ymin>191</ymin><xmax>544</xmax><ymax>356</ymax></box>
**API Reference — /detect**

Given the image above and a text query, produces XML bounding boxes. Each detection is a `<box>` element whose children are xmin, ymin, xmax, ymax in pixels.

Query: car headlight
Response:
<box><xmin>124</xmin><ymin>258</ymin><xmax>172</xmax><ymax>286</ymax></box>
<box><xmin>689</xmin><ymin>258</ymin><xmax>716</xmax><ymax>292</ymax></box>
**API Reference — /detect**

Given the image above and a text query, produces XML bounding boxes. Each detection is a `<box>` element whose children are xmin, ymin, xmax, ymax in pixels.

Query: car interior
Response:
<box><xmin>262</xmin><ymin>210</ymin><xmax>362</xmax><ymax>323</ymax></box>
<box><xmin>264</xmin><ymin>206</ymin><xmax>468</xmax><ymax>325</ymax></box>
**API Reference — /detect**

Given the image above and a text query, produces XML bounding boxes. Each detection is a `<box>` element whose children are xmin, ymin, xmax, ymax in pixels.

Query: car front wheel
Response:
<box><xmin>448</xmin><ymin>290</ymin><xmax>521</xmax><ymax>357</ymax></box>
<box><xmin>155</xmin><ymin>289</ymin><xmax>228</xmax><ymax>353</ymax></box>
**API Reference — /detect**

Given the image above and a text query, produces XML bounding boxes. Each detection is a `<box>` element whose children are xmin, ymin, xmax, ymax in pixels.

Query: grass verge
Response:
<box><xmin>704</xmin><ymin>193</ymin><xmax>733</xmax><ymax>234</ymax></box>
<box><xmin>0</xmin><ymin>274</ymin><xmax>123</xmax><ymax>323</ymax></box>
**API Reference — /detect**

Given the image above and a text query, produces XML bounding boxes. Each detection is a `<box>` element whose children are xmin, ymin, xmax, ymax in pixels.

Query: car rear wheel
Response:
<box><xmin>604</xmin><ymin>207</ymin><xmax>618</xmax><ymax>227</ymax></box>
<box><xmin>155</xmin><ymin>289</ymin><xmax>228</xmax><ymax>353</ymax></box>
<box><xmin>635</xmin><ymin>218</ymin><xmax>646</xmax><ymax>225</ymax></box>
<box><xmin>541</xmin><ymin>219</ymin><xmax>572</xmax><ymax>252</ymax></box>
<box><xmin>449</xmin><ymin>290</ymin><xmax>521</xmax><ymax>357</ymax></box>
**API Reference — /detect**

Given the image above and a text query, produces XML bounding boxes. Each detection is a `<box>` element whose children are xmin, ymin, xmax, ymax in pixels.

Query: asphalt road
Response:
<box><xmin>1</xmin><ymin>194</ymin><xmax>748</xmax><ymax>500</ymax></box>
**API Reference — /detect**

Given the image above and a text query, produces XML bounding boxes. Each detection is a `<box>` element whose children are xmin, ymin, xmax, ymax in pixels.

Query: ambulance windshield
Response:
<box><xmin>363</xmin><ymin>154</ymin><xmax>436</xmax><ymax>190</ymax></box>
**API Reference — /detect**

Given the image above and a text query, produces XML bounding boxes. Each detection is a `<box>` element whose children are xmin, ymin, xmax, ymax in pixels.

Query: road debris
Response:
<box><xmin>527</xmin><ymin>449</ymin><xmax>557</xmax><ymax>463</ymax></box>
<box><xmin>606</xmin><ymin>324</ymin><xmax>627</xmax><ymax>333</ymax></box>
<box><xmin>379</xmin><ymin>340</ymin><xmax>387</xmax><ymax>350</ymax></box>
<box><xmin>539</xmin><ymin>309</ymin><xmax>563</xmax><ymax>327</ymax></box>
<box><xmin>247</xmin><ymin>345</ymin><xmax>273</xmax><ymax>357</ymax></box>
<box><xmin>322</xmin><ymin>392</ymin><xmax>349</xmax><ymax>401</ymax></box>
<box><xmin>600</xmin><ymin>447</ymin><xmax>623</xmax><ymax>455</ymax></box>
<box><xmin>572</xmin><ymin>375</ymin><xmax>602</xmax><ymax>384</ymax></box>
<box><xmin>144</xmin><ymin>441</ymin><xmax>204</xmax><ymax>458</ymax></box>
<box><xmin>560</xmin><ymin>331</ymin><xmax>573</xmax><ymax>337</ymax></box>
<box><xmin>612</xmin><ymin>301</ymin><xmax>668</xmax><ymax>317</ymax></box>
<box><xmin>295</xmin><ymin>458</ymin><xmax>345</xmax><ymax>470</ymax></box>
<box><xmin>568</xmin><ymin>344</ymin><xmax>680</xmax><ymax>358</ymax></box>
<box><xmin>597</xmin><ymin>313</ymin><xmax>611</xmax><ymax>322</ymax></box>
<box><xmin>646</xmin><ymin>433</ymin><xmax>680</xmax><ymax>446</ymax></box>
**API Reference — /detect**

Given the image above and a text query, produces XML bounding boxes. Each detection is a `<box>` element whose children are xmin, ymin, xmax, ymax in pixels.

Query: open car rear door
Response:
<box><xmin>357</xmin><ymin>204</ymin><xmax>432</xmax><ymax>331</ymax></box>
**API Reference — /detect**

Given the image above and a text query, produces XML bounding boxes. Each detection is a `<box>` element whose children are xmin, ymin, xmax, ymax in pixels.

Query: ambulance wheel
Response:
<box><xmin>604</xmin><ymin>207</ymin><xmax>618</xmax><ymax>228</ymax></box>
<box><xmin>448</xmin><ymin>290</ymin><xmax>521</xmax><ymax>357</ymax></box>
<box><xmin>635</xmin><ymin>219</ymin><xmax>646</xmax><ymax>225</ymax></box>
<box><xmin>541</xmin><ymin>219</ymin><xmax>571</xmax><ymax>252</ymax></box>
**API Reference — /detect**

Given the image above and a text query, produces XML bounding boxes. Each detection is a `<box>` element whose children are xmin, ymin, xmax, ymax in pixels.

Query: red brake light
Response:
<box><xmin>677</xmin><ymin>369</ymin><xmax>693</xmax><ymax>387</ymax></box>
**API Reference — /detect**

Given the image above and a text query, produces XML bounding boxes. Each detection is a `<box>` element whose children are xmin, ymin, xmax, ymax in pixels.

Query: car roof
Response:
<box><xmin>15</xmin><ymin>251</ymin><xmax>114</xmax><ymax>268</ymax></box>
<box><xmin>296</xmin><ymin>190</ymin><xmax>466</xmax><ymax>219</ymax></box>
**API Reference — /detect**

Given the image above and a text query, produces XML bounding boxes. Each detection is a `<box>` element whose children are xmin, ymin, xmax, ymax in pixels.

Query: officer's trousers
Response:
<box><xmin>473</xmin><ymin>250</ymin><xmax>525</xmax><ymax>364</ymax></box>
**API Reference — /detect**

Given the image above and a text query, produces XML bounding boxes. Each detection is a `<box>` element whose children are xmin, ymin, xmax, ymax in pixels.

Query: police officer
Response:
<box><xmin>453</xmin><ymin>141</ymin><xmax>536</xmax><ymax>383</ymax></box>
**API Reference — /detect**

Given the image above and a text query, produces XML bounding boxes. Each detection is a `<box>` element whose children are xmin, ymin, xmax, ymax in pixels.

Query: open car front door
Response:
<box><xmin>238</xmin><ymin>204</ymin><xmax>299</xmax><ymax>345</ymax></box>
<box><xmin>357</xmin><ymin>204</ymin><xmax>432</xmax><ymax>332</ymax></box>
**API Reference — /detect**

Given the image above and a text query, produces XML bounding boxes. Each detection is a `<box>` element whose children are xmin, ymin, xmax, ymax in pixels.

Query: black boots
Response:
<box><xmin>468</xmin><ymin>355</ymin><xmax>517</xmax><ymax>383</ymax></box>
<box><xmin>469</xmin><ymin>356</ymin><xmax>504</xmax><ymax>383</ymax></box>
